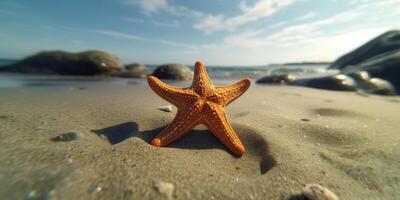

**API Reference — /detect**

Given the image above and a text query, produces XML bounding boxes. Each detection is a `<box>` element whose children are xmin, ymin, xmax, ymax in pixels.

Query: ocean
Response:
<box><xmin>0</xmin><ymin>59</ymin><xmax>335</xmax><ymax>87</ymax></box>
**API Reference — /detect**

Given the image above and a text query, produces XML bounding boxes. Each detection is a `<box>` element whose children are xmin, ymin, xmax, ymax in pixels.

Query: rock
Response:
<box><xmin>154</xmin><ymin>180</ymin><xmax>174</xmax><ymax>198</ymax></box>
<box><xmin>353</xmin><ymin>50</ymin><xmax>400</xmax><ymax>90</ymax></box>
<box><xmin>256</xmin><ymin>74</ymin><xmax>296</xmax><ymax>84</ymax></box>
<box><xmin>1</xmin><ymin>50</ymin><xmax>124</xmax><ymax>75</ymax></box>
<box><xmin>347</xmin><ymin>71</ymin><xmax>370</xmax><ymax>81</ymax></box>
<box><xmin>347</xmin><ymin>71</ymin><xmax>397</xmax><ymax>95</ymax></box>
<box><xmin>51</xmin><ymin>132</ymin><xmax>81</xmax><ymax>142</ymax></box>
<box><xmin>94</xmin><ymin>186</ymin><xmax>102</xmax><ymax>193</ymax></box>
<box><xmin>290</xmin><ymin>74</ymin><xmax>357</xmax><ymax>91</ymax></box>
<box><xmin>329</xmin><ymin>30</ymin><xmax>400</xmax><ymax>91</ymax></box>
<box><xmin>112</xmin><ymin>63</ymin><xmax>149</xmax><ymax>78</ymax></box>
<box><xmin>301</xmin><ymin>184</ymin><xmax>339</xmax><ymax>200</ymax></box>
<box><xmin>330</xmin><ymin>30</ymin><xmax>400</xmax><ymax>69</ymax></box>
<box><xmin>158</xmin><ymin>105</ymin><xmax>172</xmax><ymax>112</ymax></box>
<box><xmin>363</xmin><ymin>78</ymin><xmax>397</xmax><ymax>95</ymax></box>
<box><xmin>152</xmin><ymin>64</ymin><xmax>193</xmax><ymax>80</ymax></box>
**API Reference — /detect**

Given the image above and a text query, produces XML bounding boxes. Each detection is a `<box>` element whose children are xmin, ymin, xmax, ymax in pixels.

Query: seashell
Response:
<box><xmin>158</xmin><ymin>105</ymin><xmax>172</xmax><ymax>112</ymax></box>
<box><xmin>301</xmin><ymin>184</ymin><xmax>339</xmax><ymax>200</ymax></box>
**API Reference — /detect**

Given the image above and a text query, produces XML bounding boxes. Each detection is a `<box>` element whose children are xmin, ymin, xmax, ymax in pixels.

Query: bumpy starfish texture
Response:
<box><xmin>147</xmin><ymin>61</ymin><xmax>251</xmax><ymax>156</ymax></box>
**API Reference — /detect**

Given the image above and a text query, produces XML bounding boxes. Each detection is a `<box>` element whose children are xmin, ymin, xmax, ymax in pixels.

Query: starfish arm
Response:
<box><xmin>215</xmin><ymin>78</ymin><xmax>251</xmax><ymax>106</ymax></box>
<box><xmin>192</xmin><ymin>61</ymin><xmax>214</xmax><ymax>96</ymax></box>
<box><xmin>148</xmin><ymin>76</ymin><xmax>198</xmax><ymax>107</ymax></box>
<box><xmin>193</xmin><ymin>60</ymin><xmax>213</xmax><ymax>85</ymax></box>
<box><xmin>151</xmin><ymin>101</ymin><xmax>203</xmax><ymax>147</ymax></box>
<box><xmin>202</xmin><ymin>102</ymin><xmax>245</xmax><ymax>156</ymax></box>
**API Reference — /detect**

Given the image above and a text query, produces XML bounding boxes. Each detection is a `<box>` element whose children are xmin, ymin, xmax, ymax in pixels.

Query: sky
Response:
<box><xmin>0</xmin><ymin>0</ymin><xmax>399</xmax><ymax>66</ymax></box>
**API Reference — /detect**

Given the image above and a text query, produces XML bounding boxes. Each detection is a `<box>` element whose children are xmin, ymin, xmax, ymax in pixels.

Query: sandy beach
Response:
<box><xmin>0</xmin><ymin>77</ymin><xmax>399</xmax><ymax>199</ymax></box>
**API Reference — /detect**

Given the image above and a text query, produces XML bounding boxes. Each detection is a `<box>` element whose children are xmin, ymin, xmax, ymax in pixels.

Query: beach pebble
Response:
<box><xmin>301</xmin><ymin>184</ymin><xmax>339</xmax><ymax>200</ymax></box>
<box><xmin>154</xmin><ymin>180</ymin><xmax>174</xmax><ymax>198</ymax></box>
<box><xmin>51</xmin><ymin>132</ymin><xmax>81</xmax><ymax>142</ymax></box>
<box><xmin>158</xmin><ymin>105</ymin><xmax>172</xmax><ymax>112</ymax></box>
<box><xmin>95</xmin><ymin>186</ymin><xmax>102</xmax><ymax>193</ymax></box>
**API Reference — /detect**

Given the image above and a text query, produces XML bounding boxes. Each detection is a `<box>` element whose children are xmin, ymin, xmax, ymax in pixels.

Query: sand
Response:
<box><xmin>0</xmin><ymin>77</ymin><xmax>399</xmax><ymax>200</ymax></box>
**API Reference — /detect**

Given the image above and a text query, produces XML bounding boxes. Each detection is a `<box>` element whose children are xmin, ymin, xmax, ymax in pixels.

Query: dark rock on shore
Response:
<box><xmin>1</xmin><ymin>50</ymin><xmax>124</xmax><ymax>75</ymax></box>
<box><xmin>256</xmin><ymin>74</ymin><xmax>296</xmax><ymax>84</ymax></box>
<box><xmin>152</xmin><ymin>64</ymin><xmax>193</xmax><ymax>80</ymax></box>
<box><xmin>329</xmin><ymin>30</ymin><xmax>400</xmax><ymax>91</ymax></box>
<box><xmin>112</xmin><ymin>63</ymin><xmax>149</xmax><ymax>78</ymax></box>
<box><xmin>290</xmin><ymin>74</ymin><xmax>357</xmax><ymax>91</ymax></box>
<box><xmin>256</xmin><ymin>71</ymin><xmax>397</xmax><ymax>95</ymax></box>
<box><xmin>51</xmin><ymin>132</ymin><xmax>81</xmax><ymax>142</ymax></box>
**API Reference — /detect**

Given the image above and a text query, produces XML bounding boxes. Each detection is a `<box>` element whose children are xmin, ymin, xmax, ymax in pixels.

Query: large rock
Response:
<box><xmin>112</xmin><ymin>63</ymin><xmax>149</xmax><ymax>78</ymax></box>
<box><xmin>290</xmin><ymin>74</ymin><xmax>357</xmax><ymax>91</ymax></box>
<box><xmin>256</xmin><ymin>74</ymin><xmax>296</xmax><ymax>84</ymax></box>
<box><xmin>348</xmin><ymin>71</ymin><xmax>396</xmax><ymax>95</ymax></box>
<box><xmin>1</xmin><ymin>50</ymin><xmax>124</xmax><ymax>75</ymax></box>
<box><xmin>351</xmin><ymin>50</ymin><xmax>400</xmax><ymax>89</ymax></box>
<box><xmin>330</xmin><ymin>30</ymin><xmax>400</xmax><ymax>69</ymax></box>
<box><xmin>152</xmin><ymin>64</ymin><xmax>193</xmax><ymax>80</ymax></box>
<box><xmin>329</xmin><ymin>30</ymin><xmax>400</xmax><ymax>91</ymax></box>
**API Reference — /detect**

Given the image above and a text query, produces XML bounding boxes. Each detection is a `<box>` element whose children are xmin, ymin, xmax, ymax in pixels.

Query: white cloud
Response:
<box><xmin>94</xmin><ymin>30</ymin><xmax>146</xmax><ymax>41</ymax></box>
<box><xmin>157</xmin><ymin>39</ymin><xmax>196</xmax><ymax>49</ymax></box>
<box><xmin>72</xmin><ymin>40</ymin><xmax>82</xmax><ymax>45</ymax></box>
<box><xmin>122</xmin><ymin>0</ymin><xmax>203</xmax><ymax>17</ymax></box>
<box><xmin>194</xmin><ymin>0</ymin><xmax>295</xmax><ymax>34</ymax></box>
<box><xmin>122</xmin><ymin>17</ymin><xmax>180</xmax><ymax>28</ymax></box>
<box><xmin>187</xmin><ymin>2</ymin><xmax>397</xmax><ymax>65</ymax></box>
<box><xmin>185</xmin><ymin>27</ymin><xmax>389</xmax><ymax>66</ymax></box>
<box><xmin>193</xmin><ymin>15</ymin><xmax>225</xmax><ymax>34</ymax></box>
<box><xmin>152</xmin><ymin>20</ymin><xmax>180</xmax><ymax>28</ymax></box>
<box><xmin>220</xmin><ymin>8</ymin><xmax>368</xmax><ymax>48</ymax></box>
<box><xmin>123</xmin><ymin>0</ymin><xmax>168</xmax><ymax>15</ymax></box>
<box><xmin>270</xmin><ymin>21</ymin><xmax>287</xmax><ymax>29</ymax></box>
<box><xmin>121</xmin><ymin>17</ymin><xmax>145</xmax><ymax>23</ymax></box>
<box><xmin>93</xmin><ymin>29</ymin><xmax>196</xmax><ymax>49</ymax></box>
<box><xmin>296</xmin><ymin>12</ymin><xmax>316</xmax><ymax>20</ymax></box>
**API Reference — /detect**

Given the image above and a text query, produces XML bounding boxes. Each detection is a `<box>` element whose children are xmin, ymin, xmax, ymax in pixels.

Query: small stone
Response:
<box><xmin>301</xmin><ymin>118</ymin><xmax>311</xmax><ymax>122</ymax></box>
<box><xmin>51</xmin><ymin>132</ymin><xmax>81</xmax><ymax>142</ymax></box>
<box><xmin>158</xmin><ymin>105</ymin><xmax>172</xmax><ymax>112</ymax></box>
<box><xmin>154</xmin><ymin>180</ymin><xmax>174</xmax><ymax>198</ymax></box>
<box><xmin>95</xmin><ymin>186</ymin><xmax>102</xmax><ymax>193</ymax></box>
<box><xmin>27</xmin><ymin>190</ymin><xmax>37</xmax><ymax>199</ymax></box>
<box><xmin>0</xmin><ymin>114</ymin><xmax>10</xmax><ymax>119</ymax></box>
<box><xmin>301</xmin><ymin>184</ymin><xmax>339</xmax><ymax>200</ymax></box>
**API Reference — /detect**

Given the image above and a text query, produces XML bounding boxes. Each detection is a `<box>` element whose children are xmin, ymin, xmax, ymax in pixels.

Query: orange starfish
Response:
<box><xmin>147</xmin><ymin>61</ymin><xmax>251</xmax><ymax>156</ymax></box>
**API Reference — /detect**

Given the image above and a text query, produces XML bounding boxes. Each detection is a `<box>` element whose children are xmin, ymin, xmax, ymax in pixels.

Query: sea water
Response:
<box><xmin>0</xmin><ymin>59</ymin><xmax>336</xmax><ymax>88</ymax></box>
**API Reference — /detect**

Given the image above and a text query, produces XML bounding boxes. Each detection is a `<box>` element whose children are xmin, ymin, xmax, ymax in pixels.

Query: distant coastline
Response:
<box><xmin>267</xmin><ymin>61</ymin><xmax>332</xmax><ymax>66</ymax></box>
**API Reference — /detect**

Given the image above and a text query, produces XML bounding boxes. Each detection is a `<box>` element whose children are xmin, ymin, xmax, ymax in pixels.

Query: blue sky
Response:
<box><xmin>0</xmin><ymin>0</ymin><xmax>399</xmax><ymax>66</ymax></box>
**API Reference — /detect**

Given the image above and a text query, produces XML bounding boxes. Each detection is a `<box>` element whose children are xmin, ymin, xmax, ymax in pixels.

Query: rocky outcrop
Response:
<box><xmin>256</xmin><ymin>71</ymin><xmax>397</xmax><ymax>95</ymax></box>
<box><xmin>1</xmin><ymin>50</ymin><xmax>124</xmax><ymax>75</ymax></box>
<box><xmin>152</xmin><ymin>64</ymin><xmax>193</xmax><ymax>81</ymax></box>
<box><xmin>290</xmin><ymin>74</ymin><xmax>358</xmax><ymax>91</ymax></box>
<box><xmin>330</xmin><ymin>30</ymin><xmax>400</xmax><ymax>69</ymax></box>
<box><xmin>329</xmin><ymin>30</ymin><xmax>400</xmax><ymax>91</ymax></box>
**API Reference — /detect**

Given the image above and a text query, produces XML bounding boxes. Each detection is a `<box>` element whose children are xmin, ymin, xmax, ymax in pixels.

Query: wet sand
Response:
<box><xmin>0</xmin><ymin>78</ymin><xmax>399</xmax><ymax>199</ymax></box>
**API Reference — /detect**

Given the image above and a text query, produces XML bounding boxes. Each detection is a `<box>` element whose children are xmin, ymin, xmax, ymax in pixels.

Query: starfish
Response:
<box><xmin>147</xmin><ymin>61</ymin><xmax>251</xmax><ymax>156</ymax></box>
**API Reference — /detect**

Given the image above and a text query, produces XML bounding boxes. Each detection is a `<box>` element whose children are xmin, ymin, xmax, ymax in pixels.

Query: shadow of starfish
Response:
<box><xmin>92</xmin><ymin>122</ymin><xmax>276</xmax><ymax>174</ymax></box>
